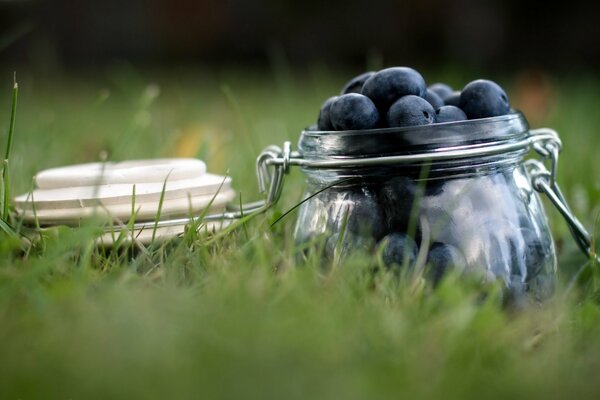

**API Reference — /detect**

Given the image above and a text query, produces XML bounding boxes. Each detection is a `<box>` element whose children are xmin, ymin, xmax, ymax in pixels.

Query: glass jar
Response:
<box><xmin>293</xmin><ymin>113</ymin><xmax>557</xmax><ymax>299</ymax></box>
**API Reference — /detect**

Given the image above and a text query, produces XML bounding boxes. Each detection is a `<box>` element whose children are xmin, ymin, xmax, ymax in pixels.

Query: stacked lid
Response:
<box><xmin>14</xmin><ymin>159</ymin><xmax>235</xmax><ymax>243</ymax></box>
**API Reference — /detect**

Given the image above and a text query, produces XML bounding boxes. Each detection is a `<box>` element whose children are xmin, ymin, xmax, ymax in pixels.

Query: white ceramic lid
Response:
<box><xmin>14</xmin><ymin>159</ymin><xmax>236</xmax><ymax>235</ymax></box>
<box><xmin>15</xmin><ymin>173</ymin><xmax>232</xmax><ymax>209</ymax></box>
<box><xmin>15</xmin><ymin>190</ymin><xmax>235</xmax><ymax>224</ymax></box>
<box><xmin>35</xmin><ymin>158</ymin><xmax>207</xmax><ymax>189</ymax></box>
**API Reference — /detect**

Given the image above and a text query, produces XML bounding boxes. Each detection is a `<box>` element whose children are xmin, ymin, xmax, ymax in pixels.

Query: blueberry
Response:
<box><xmin>341</xmin><ymin>71</ymin><xmax>375</xmax><ymax>95</ymax></box>
<box><xmin>330</xmin><ymin>93</ymin><xmax>379</xmax><ymax>130</ymax></box>
<box><xmin>378</xmin><ymin>177</ymin><xmax>423</xmax><ymax>235</ymax></box>
<box><xmin>345</xmin><ymin>187</ymin><xmax>387</xmax><ymax>240</ymax></box>
<box><xmin>426</xmin><ymin>242</ymin><xmax>466</xmax><ymax>284</ymax></box>
<box><xmin>428</xmin><ymin>83</ymin><xmax>453</xmax><ymax>100</ymax></box>
<box><xmin>520</xmin><ymin>227</ymin><xmax>547</xmax><ymax>280</ymax></box>
<box><xmin>435</xmin><ymin>105</ymin><xmax>468</xmax><ymax>123</ymax></box>
<box><xmin>459</xmin><ymin>79</ymin><xmax>510</xmax><ymax>119</ymax></box>
<box><xmin>380</xmin><ymin>233</ymin><xmax>418</xmax><ymax>270</ymax></box>
<box><xmin>425</xmin><ymin>89</ymin><xmax>444</xmax><ymax>109</ymax></box>
<box><xmin>425</xmin><ymin>179</ymin><xmax>446</xmax><ymax>197</ymax></box>
<box><xmin>362</xmin><ymin>67</ymin><xmax>427</xmax><ymax>112</ymax></box>
<box><xmin>387</xmin><ymin>95</ymin><xmax>436</xmax><ymax>128</ymax></box>
<box><xmin>317</xmin><ymin>96</ymin><xmax>337</xmax><ymax>131</ymax></box>
<box><xmin>442</xmin><ymin>91</ymin><xmax>461</xmax><ymax>107</ymax></box>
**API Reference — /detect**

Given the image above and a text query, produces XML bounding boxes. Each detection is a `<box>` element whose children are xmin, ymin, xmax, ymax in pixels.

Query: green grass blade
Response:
<box><xmin>1</xmin><ymin>77</ymin><xmax>18</xmax><ymax>224</ymax></box>
<box><xmin>238</xmin><ymin>191</ymin><xmax>249</xmax><ymax>242</ymax></box>
<box><xmin>183</xmin><ymin>173</ymin><xmax>228</xmax><ymax>242</ymax></box>
<box><xmin>129</xmin><ymin>184</ymin><xmax>137</xmax><ymax>253</ymax></box>
<box><xmin>151</xmin><ymin>173</ymin><xmax>170</xmax><ymax>243</ymax></box>
<box><xmin>4</xmin><ymin>77</ymin><xmax>18</xmax><ymax>161</ymax></box>
<box><xmin>332</xmin><ymin>205</ymin><xmax>350</xmax><ymax>269</ymax></box>
<box><xmin>0</xmin><ymin>214</ymin><xmax>17</xmax><ymax>237</ymax></box>
<box><xmin>2</xmin><ymin>159</ymin><xmax>9</xmax><ymax>221</ymax></box>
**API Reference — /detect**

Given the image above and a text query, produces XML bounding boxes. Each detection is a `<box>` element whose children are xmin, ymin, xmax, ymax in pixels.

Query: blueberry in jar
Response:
<box><xmin>424</xmin><ymin>179</ymin><xmax>446</xmax><ymax>197</ymax></box>
<box><xmin>442</xmin><ymin>91</ymin><xmax>461</xmax><ymax>107</ymax></box>
<box><xmin>459</xmin><ymin>79</ymin><xmax>510</xmax><ymax>119</ymax></box>
<box><xmin>362</xmin><ymin>67</ymin><xmax>427</xmax><ymax>113</ymax></box>
<box><xmin>435</xmin><ymin>105</ymin><xmax>468</xmax><ymax>123</ymax></box>
<box><xmin>428</xmin><ymin>83</ymin><xmax>454</xmax><ymax>100</ymax></box>
<box><xmin>341</xmin><ymin>71</ymin><xmax>375</xmax><ymax>95</ymax></box>
<box><xmin>519</xmin><ymin>227</ymin><xmax>547</xmax><ymax>279</ymax></box>
<box><xmin>387</xmin><ymin>95</ymin><xmax>436</xmax><ymax>128</ymax></box>
<box><xmin>317</xmin><ymin>96</ymin><xmax>338</xmax><ymax>130</ymax></box>
<box><xmin>347</xmin><ymin>188</ymin><xmax>387</xmax><ymax>240</ymax></box>
<box><xmin>425</xmin><ymin>89</ymin><xmax>445</xmax><ymax>110</ymax></box>
<box><xmin>330</xmin><ymin>93</ymin><xmax>380</xmax><ymax>130</ymax></box>
<box><xmin>378</xmin><ymin>177</ymin><xmax>420</xmax><ymax>233</ymax></box>
<box><xmin>380</xmin><ymin>232</ymin><xmax>419</xmax><ymax>270</ymax></box>
<box><xmin>426</xmin><ymin>242</ymin><xmax>466</xmax><ymax>284</ymax></box>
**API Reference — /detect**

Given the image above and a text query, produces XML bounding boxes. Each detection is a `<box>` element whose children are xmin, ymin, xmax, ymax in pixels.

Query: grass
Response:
<box><xmin>1</xmin><ymin>75</ymin><xmax>17</xmax><ymax>227</ymax></box>
<box><xmin>0</xmin><ymin>66</ymin><xmax>600</xmax><ymax>399</ymax></box>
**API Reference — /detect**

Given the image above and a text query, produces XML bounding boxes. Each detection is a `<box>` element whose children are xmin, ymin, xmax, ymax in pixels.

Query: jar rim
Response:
<box><xmin>298</xmin><ymin>112</ymin><xmax>529</xmax><ymax>160</ymax></box>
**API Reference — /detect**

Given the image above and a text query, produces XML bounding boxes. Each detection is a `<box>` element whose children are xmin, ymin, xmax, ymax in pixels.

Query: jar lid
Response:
<box><xmin>298</xmin><ymin>112</ymin><xmax>529</xmax><ymax>160</ymax></box>
<box><xmin>35</xmin><ymin>158</ymin><xmax>207</xmax><ymax>189</ymax></box>
<box><xmin>13</xmin><ymin>159</ymin><xmax>235</xmax><ymax>244</ymax></box>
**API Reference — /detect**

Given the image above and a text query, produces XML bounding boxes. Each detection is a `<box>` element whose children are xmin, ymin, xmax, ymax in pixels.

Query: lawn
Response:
<box><xmin>0</xmin><ymin>65</ymin><xmax>600</xmax><ymax>399</ymax></box>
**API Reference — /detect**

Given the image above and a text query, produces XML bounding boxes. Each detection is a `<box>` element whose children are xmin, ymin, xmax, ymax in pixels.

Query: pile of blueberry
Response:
<box><xmin>306</xmin><ymin>173</ymin><xmax>554</xmax><ymax>296</ymax></box>
<box><xmin>317</xmin><ymin>67</ymin><xmax>511</xmax><ymax>131</ymax></box>
<box><xmin>320</xmin><ymin>182</ymin><xmax>469</xmax><ymax>286</ymax></box>
<box><xmin>300</xmin><ymin>68</ymin><xmax>558</xmax><ymax>298</ymax></box>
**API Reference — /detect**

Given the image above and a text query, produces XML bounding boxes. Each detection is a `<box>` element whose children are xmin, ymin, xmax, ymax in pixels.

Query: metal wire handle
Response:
<box><xmin>525</xmin><ymin>129</ymin><xmax>598</xmax><ymax>262</ymax></box>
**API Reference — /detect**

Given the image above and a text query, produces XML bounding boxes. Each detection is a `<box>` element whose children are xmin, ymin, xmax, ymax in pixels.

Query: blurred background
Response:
<box><xmin>0</xmin><ymin>0</ymin><xmax>599</xmax><ymax>71</ymax></box>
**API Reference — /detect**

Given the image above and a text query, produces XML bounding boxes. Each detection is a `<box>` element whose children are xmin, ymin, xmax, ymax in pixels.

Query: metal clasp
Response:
<box><xmin>203</xmin><ymin>140</ymin><xmax>294</xmax><ymax>220</ymax></box>
<box><xmin>527</xmin><ymin>128</ymin><xmax>597</xmax><ymax>261</ymax></box>
<box><xmin>255</xmin><ymin>141</ymin><xmax>292</xmax><ymax>209</ymax></box>
<box><xmin>121</xmin><ymin>141</ymin><xmax>296</xmax><ymax>233</ymax></box>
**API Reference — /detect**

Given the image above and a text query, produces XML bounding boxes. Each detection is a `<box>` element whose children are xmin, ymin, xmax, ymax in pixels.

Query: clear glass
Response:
<box><xmin>293</xmin><ymin>113</ymin><xmax>556</xmax><ymax>300</ymax></box>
